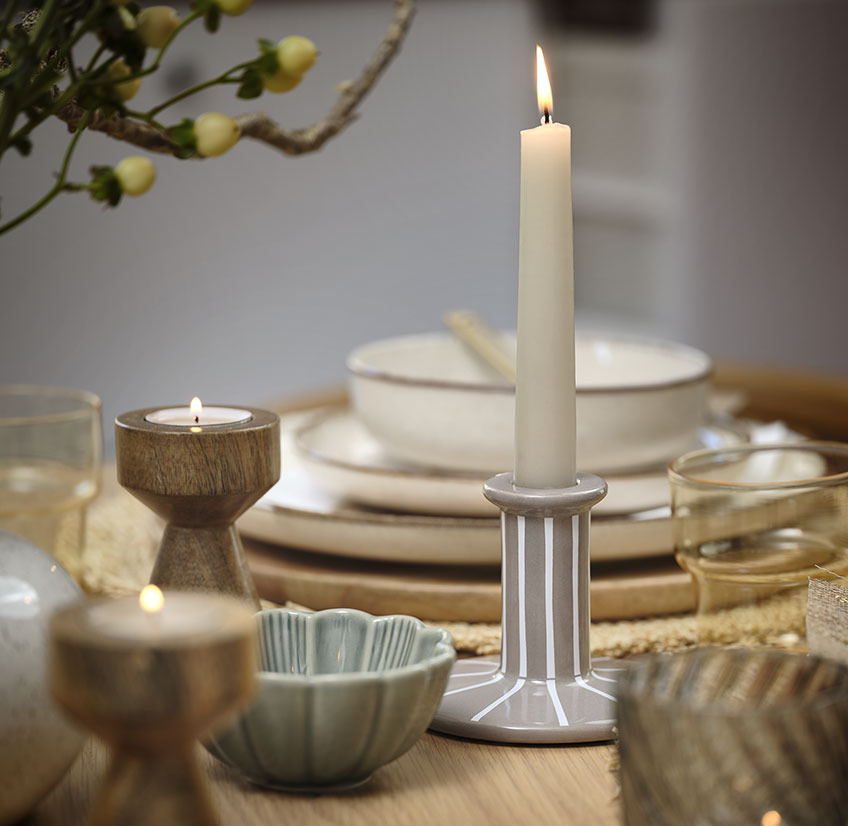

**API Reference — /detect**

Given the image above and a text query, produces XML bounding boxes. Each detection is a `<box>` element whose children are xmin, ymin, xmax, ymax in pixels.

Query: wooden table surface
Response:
<box><xmin>32</xmin><ymin>735</ymin><xmax>620</xmax><ymax>825</ymax></box>
<box><xmin>30</xmin><ymin>364</ymin><xmax>848</xmax><ymax>825</ymax></box>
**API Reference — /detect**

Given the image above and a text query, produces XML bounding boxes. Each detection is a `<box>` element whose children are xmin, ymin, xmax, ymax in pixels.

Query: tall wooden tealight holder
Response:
<box><xmin>49</xmin><ymin>590</ymin><xmax>256</xmax><ymax>826</ymax></box>
<box><xmin>430</xmin><ymin>472</ymin><xmax>624</xmax><ymax>743</ymax></box>
<box><xmin>116</xmin><ymin>406</ymin><xmax>280</xmax><ymax>609</ymax></box>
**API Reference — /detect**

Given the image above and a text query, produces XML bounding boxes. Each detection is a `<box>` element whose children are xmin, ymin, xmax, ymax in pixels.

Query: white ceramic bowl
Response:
<box><xmin>347</xmin><ymin>332</ymin><xmax>712</xmax><ymax>474</ymax></box>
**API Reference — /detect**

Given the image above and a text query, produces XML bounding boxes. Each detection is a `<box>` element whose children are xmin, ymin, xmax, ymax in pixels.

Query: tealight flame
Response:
<box><xmin>536</xmin><ymin>45</ymin><xmax>553</xmax><ymax>124</ymax></box>
<box><xmin>139</xmin><ymin>584</ymin><xmax>164</xmax><ymax>613</ymax></box>
<box><xmin>190</xmin><ymin>397</ymin><xmax>202</xmax><ymax>417</ymax></box>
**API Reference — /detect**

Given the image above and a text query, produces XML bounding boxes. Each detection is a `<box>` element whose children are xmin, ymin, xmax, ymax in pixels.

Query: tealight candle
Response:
<box><xmin>87</xmin><ymin>585</ymin><xmax>221</xmax><ymax>640</ymax></box>
<box><xmin>145</xmin><ymin>397</ymin><xmax>252</xmax><ymax>427</ymax></box>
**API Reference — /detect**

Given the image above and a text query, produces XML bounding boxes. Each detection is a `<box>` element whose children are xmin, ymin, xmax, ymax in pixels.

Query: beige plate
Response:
<box><xmin>293</xmin><ymin>406</ymin><xmax>749</xmax><ymax>517</ymax></box>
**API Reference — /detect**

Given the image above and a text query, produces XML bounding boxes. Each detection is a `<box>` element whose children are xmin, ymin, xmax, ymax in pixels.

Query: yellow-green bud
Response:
<box><xmin>276</xmin><ymin>36</ymin><xmax>317</xmax><ymax>77</ymax></box>
<box><xmin>194</xmin><ymin>113</ymin><xmax>240</xmax><ymax>157</ymax></box>
<box><xmin>137</xmin><ymin>6</ymin><xmax>180</xmax><ymax>49</ymax></box>
<box><xmin>115</xmin><ymin>156</ymin><xmax>156</xmax><ymax>196</ymax></box>
<box><xmin>263</xmin><ymin>69</ymin><xmax>300</xmax><ymax>94</ymax></box>
<box><xmin>117</xmin><ymin>6</ymin><xmax>136</xmax><ymax>29</ymax></box>
<box><xmin>106</xmin><ymin>60</ymin><xmax>141</xmax><ymax>102</ymax></box>
<box><xmin>216</xmin><ymin>0</ymin><xmax>252</xmax><ymax>16</ymax></box>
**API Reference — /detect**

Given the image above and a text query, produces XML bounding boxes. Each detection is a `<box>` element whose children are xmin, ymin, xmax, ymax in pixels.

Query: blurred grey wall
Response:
<box><xmin>663</xmin><ymin>0</ymin><xmax>848</xmax><ymax>370</ymax></box>
<box><xmin>1</xmin><ymin>0</ymin><xmax>846</xmax><ymax>453</ymax></box>
<box><xmin>1</xmin><ymin>0</ymin><xmax>533</xmax><ymax>450</ymax></box>
<box><xmin>553</xmin><ymin>0</ymin><xmax>848</xmax><ymax>371</ymax></box>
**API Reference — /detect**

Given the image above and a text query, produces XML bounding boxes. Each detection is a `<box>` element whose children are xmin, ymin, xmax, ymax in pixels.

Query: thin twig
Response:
<box><xmin>238</xmin><ymin>0</ymin><xmax>415</xmax><ymax>155</ymax></box>
<box><xmin>0</xmin><ymin>1</ymin><xmax>20</xmax><ymax>41</ymax></box>
<box><xmin>147</xmin><ymin>8</ymin><xmax>202</xmax><ymax>73</ymax></box>
<box><xmin>52</xmin><ymin>0</ymin><xmax>416</xmax><ymax>158</ymax></box>
<box><xmin>55</xmin><ymin>100</ymin><xmax>180</xmax><ymax>153</ymax></box>
<box><xmin>147</xmin><ymin>60</ymin><xmax>251</xmax><ymax>117</ymax></box>
<box><xmin>0</xmin><ymin>109</ymin><xmax>90</xmax><ymax>234</ymax></box>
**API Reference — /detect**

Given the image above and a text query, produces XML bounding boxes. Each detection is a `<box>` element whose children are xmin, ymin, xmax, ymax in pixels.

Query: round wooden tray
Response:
<box><xmin>246</xmin><ymin>539</ymin><xmax>694</xmax><ymax>622</ymax></box>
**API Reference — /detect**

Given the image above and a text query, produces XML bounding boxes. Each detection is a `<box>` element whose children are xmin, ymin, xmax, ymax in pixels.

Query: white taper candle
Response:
<box><xmin>513</xmin><ymin>47</ymin><xmax>576</xmax><ymax>489</ymax></box>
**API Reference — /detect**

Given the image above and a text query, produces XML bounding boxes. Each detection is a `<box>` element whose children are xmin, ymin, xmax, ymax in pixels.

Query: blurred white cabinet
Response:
<box><xmin>552</xmin><ymin>0</ymin><xmax>848</xmax><ymax>374</ymax></box>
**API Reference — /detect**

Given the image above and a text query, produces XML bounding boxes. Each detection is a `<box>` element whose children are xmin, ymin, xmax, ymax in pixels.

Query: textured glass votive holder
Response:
<box><xmin>617</xmin><ymin>647</ymin><xmax>848</xmax><ymax>826</ymax></box>
<box><xmin>669</xmin><ymin>442</ymin><xmax>848</xmax><ymax>648</ymax></box>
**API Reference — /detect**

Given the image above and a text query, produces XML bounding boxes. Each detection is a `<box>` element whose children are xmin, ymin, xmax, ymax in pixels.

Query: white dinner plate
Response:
<box><xmin>292</xmin><ymin>407</ymin><xmax>750</xmax><ymax>517</ymax></box>
<box><xmin>240</xmin><ymin>473</ymin><xmax>673</xmax><ymax>566</ymax></box>
<box><xmin>239</xmin><ymin>412</ymin><xmax>672</xmax><ymax>565</ymax></box>
<box><xmin>239</xmin><ymin>411</ymin><xmax>801</xmax><ymax>567</ymax></box>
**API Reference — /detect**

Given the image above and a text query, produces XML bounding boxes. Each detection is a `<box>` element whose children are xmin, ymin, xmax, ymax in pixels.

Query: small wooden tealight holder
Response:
<box><xmin>115</xmin><ymin>406</ymin><xmax>280</xmax><ymax>609</ymax></box>
<box><xmin>49</xmin><ymin>589</ymin><xmax>256</xmax><ymax>826</ymax></box>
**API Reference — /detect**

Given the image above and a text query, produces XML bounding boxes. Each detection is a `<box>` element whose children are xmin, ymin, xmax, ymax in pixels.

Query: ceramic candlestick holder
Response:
<box><xmin>115</xmin><ymin>407</ymin><xmax>280</xmax><ymax>609</ymax></box>
<box><xmin>49</xmin><ymin>593</ymin><xmax>256</xmax><ymax>826</ymax></box>
<box><xmin>430</xmin><ymin>472</ymin><xmax>623</xmax><ymax>743</ymax></box>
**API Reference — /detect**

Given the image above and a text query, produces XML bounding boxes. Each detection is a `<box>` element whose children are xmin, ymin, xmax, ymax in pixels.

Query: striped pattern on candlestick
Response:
<box><xmin>430</xmin><ymin>472</ymin><xmax>624</xmax><ymax>744</ymax></box>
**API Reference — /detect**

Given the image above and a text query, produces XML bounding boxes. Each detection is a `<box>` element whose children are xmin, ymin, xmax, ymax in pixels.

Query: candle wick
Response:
<box><xmin>194</xmin><ymin>415</ymin><xmax>199</xmax><ymax>424</ymax></box>
<box><xmin>541</xmin><ymin>108</ymin><xmax>552</xmax><ymax>125</ymax></box>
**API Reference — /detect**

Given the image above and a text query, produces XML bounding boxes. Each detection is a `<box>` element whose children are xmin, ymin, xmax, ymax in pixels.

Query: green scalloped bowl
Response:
<box><xmin>207</xmin><ymin>608</ymin><xmax>455</xmax><ymax>792</ymax></box>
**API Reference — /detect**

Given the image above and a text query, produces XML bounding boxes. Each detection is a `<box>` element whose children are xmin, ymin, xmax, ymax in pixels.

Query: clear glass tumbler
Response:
<box><xmin>0</xmin><ymin>386</ymin><xmax>102</xmax><ymax>582</ymax></box>
<box><xmin>617</xmin><ymin>647</ymin><xmax>848</xmax><ymax>826</ymax></box>
<box><xmin>669</xmin><ymin>442</ymin><xmax>848</xmax><ymax>648</ymax></box>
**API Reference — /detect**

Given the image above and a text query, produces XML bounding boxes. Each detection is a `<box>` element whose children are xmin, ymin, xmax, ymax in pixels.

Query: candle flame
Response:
<box><xmin>536</xmin><ymin>45</ymin><xmax>553</xmax><ymax>123</ymax></box>
<box><xmin>139</xmin><ymin>584</ymin><xmax>164</xmax><ymax>613</ymax></box>
<box><xmin>190</xmin><ymin>397</ymin><xmax>202</xmax><ymax>416</ymax></box>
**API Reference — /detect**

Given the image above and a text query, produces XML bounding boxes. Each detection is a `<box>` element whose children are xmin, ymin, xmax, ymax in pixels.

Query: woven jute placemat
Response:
<box><xmin>806</xmin><ymin>578</ymin><xmax>848</xmax><ymax>664</ymax></box>
<box><xmin>83</xmin><ymin>493</ymin><xmax>806</xmax><ymax>657</ymax></box>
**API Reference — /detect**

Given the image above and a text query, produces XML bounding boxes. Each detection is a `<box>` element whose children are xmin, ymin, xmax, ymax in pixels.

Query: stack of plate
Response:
<box><xmin>239</xmin><ymin>332</ymin><xmax>790</xmax><ymax>621</ymax></box>
<box><xmin>242</xmin><ymin>406</ymin><xmax>753</xmax><ymax>566</ymax></box>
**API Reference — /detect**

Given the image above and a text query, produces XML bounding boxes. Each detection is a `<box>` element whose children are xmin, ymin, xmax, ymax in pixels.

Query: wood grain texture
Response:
<box><xmin>49</xmin><ymin>595</ymin><xmax>256</xmax><ymax>826</ymax></box>
<box><xmin>245</xmin><ymin>540</ymin><xmax>694</xmax><ymax>622</ymax></box>
<box><xmin>115</xmin><ymin>408</ymin><xmax>280</xmax><ymax>507</ymax></box>
<box><xmin>32</xmin><ymin>735</ymin><xmax>620</xmax><ymax>826</ymax></box>
<box><xmin>115</xmin><ymin>407</ymin><xmax>280</xmax><ymax>607</ymax></box>
<box><xmin>153</xmin><ymin>525</ymin><xmax>261</xmax><ymax>605</ymax></box>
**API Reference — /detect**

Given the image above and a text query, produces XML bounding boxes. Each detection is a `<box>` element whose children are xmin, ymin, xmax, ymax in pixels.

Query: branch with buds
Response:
<box><xmin>0</xmin><ymin>0</ymin><xmax>415</xmax><ymax>235</ymax></box>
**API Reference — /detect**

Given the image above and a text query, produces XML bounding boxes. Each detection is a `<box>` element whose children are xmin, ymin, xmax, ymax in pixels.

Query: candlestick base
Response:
<box><xmin>431</xmin><ymin>655</ymin><xmax>622</xmax><ymax>743</ymax></box>
<box><xmin>152</xmin><ymin>525</ymin><xmax>260</xmax><ymax>606</ymax></box>
<box><xmin>86</xmin><ymin>748</ymin><xmax>218</xmax><ymax>826</ymax></box>
<box><xmin>429</xmin><ymin>472</ymin><xmax>624</xmax><ymax>744</ymax></box>
<box><xmin>115</xmin><ymin>407</ymin><xmax>280</xmax><ymax>609</ymax></box>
